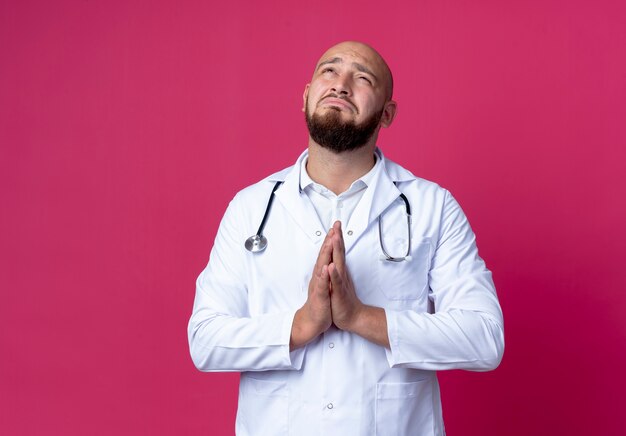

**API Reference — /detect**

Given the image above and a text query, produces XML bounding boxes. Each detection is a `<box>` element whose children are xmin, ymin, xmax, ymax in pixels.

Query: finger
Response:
<box><xmin>314</xmin><ymin>229</ymin><xmax>334</xmax><ymax>275</ymax></box>
<box><xmin>331</xmin><ymin>227</ymin><xmax>346</xmax><ymax>271</ymax></box>
<box><xmin>335</xmin><ymin>220</ymin><xmax>346</xmax><ymax>253</ymax></box>
<box><xmin>315</xmin><ymin>264</ymin><xmax>331</xmax><ymax>297</ymax></box>
<box><xmin>328</xmin><ymin>263</ymin><xmax>343</xmax><ymax>292</ymax></box>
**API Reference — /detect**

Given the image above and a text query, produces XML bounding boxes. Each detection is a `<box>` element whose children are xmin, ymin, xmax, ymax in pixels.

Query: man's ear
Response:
<box><xmin>380</xmin><ymin>100</ymin><xmax>397</xmax><ymax>128</ymax></box>
<box><xmin>302</xmin><ymin>84</ymin><xmax>310</xmax><ymax>112</ymax></box>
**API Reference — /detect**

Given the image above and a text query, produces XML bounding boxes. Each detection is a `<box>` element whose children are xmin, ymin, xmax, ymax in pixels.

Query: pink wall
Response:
<box><xmin>1</xmin><ymin>0</ymin><xmax>625</xmax><ymax>434</ymax></box>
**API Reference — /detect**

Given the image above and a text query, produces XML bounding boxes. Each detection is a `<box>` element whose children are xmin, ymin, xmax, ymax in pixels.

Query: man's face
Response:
<box><xmin>303</xmin><ymin>42</ymin><xmax>396</xmax><ymax>152</ymax></box>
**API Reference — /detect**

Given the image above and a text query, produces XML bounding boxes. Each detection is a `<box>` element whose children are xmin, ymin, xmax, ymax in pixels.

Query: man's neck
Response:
<box><xmin>306</xmin><ymin>141</ymin><xmax>377</xmax><ymax>195</ymax></box>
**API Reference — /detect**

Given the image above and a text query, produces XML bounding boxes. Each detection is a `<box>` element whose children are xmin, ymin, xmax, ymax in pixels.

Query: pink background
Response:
<box><xmin>1</xmin><ymin>0</ymin><xmax>625</xmax><ymax>434</ymax></box>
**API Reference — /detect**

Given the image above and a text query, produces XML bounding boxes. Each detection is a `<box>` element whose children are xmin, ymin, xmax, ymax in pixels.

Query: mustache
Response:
<box><xmin>319</xmin><ymin>93</ymin><xmax>357</xmax><ymax>111</ymax></box>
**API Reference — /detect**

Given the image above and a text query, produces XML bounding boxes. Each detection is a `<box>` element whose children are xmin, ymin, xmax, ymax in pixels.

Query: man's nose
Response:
<box><xmin>330</xmin><ymin>76</ymin><xmax>352</xmax><ymax>95</ymax></box>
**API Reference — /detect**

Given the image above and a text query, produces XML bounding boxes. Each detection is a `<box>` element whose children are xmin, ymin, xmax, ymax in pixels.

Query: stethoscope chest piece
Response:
<box><xmin>245</xmin><ymin>234</ymin><xmax>268</xmax><ymax>253</ymax></box>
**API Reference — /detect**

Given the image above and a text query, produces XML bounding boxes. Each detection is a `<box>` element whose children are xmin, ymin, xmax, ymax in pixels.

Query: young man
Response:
<box><xmin>189</xmin><ymin>41</ymin><xmax>504</xmax><ymax>436</ymax></box>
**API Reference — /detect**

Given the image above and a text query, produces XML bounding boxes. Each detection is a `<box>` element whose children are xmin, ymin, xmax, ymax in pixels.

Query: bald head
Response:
<box><xmin>313</xmin><ymin>41</ymin><xmax>394</xmax><ymax>101</ymax></box>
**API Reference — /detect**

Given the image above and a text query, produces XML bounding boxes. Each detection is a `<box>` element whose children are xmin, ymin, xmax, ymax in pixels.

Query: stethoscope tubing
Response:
<box><xmin>255</xmin><ymin>181</ymin><xmax>283</xmax><ymax>238</ymax></box>
<box><xmin>378</xmin><ymin>193</ymin><xmax>412</xmax><ymax>262</ymax></box>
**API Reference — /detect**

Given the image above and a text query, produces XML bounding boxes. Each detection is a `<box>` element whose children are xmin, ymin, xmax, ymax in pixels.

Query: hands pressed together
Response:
<box><xmin>290</xmin><ymin>221</ymin><xmax>390</xmax><ymax>350</ymax></box>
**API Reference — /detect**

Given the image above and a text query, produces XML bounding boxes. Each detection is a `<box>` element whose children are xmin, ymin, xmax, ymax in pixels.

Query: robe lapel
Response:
<box><xmin>344</xmin><ymin>156</ymin><xmax>402</xmax><ymax>255</ymax></box>
<box><xmin>272</xmin><ymin>153</ymin><xmax>326</xmax><ymax>246</ymax></box>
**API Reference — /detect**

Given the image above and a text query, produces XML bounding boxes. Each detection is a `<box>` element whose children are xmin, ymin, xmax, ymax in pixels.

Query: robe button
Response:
<box><xmin>315</xmin><ymin>230</ymin><xmax>322</xmax><ymax>236</ymax></box>
<box><xmin>347</xmin><ymin>230</ymin><xmax>353</xmax><ymax>236</ymax></box>
<box><xmin>327</xmin><ymin>403</ymin><xmax>334</xmax><ymax>409</ymax></box>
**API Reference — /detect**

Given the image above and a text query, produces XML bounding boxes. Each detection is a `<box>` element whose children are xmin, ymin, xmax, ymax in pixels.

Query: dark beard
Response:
<box><xmin>305</xmin><ymin>104</ymin><xmax>383</xmax><ymax>153</ymax></box>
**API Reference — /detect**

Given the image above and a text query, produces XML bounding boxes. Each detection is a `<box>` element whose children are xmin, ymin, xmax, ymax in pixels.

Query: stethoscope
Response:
<box><xmin>244</xmin><ymin>181</ymin><xmax>412</xmax><ymax>262</ymax></box>
<box><xmin>244</xmin><ymin>181</ymin><xmax>284</xmax><ymax>253</ymax></box>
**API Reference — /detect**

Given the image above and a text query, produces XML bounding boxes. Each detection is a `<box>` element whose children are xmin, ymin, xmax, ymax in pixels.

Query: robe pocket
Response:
<box><xmin>377</xmin><ymin>239</ymin><xmax>430</xmax><ymax>300</ymax></box>
<box><xmin>237</xmin><ymin>377</ymin><xmax>288</xmax><ymax>435</ymax></box>
<box><xmin>375</xmin><ymin>380</ymin><xmax>434</xmax><ymax>436</ymax></box>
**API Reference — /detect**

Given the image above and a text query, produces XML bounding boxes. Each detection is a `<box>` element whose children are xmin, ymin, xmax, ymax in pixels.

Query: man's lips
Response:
<box><xmin>319</xmin><ymin>96</ymin><xmax>356</xmax><ymax>112</ymax></box>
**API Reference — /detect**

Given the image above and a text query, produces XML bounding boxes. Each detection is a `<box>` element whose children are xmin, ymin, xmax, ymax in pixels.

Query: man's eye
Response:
<box><xmin>358</xmin><ymin>76</ymin><xmax>372</xmax><ymax>84</ymax></box>
<box><xmin>323</xmin><ymin>68</ymin><xmax>335</xmax><ymax>74</ymax></box>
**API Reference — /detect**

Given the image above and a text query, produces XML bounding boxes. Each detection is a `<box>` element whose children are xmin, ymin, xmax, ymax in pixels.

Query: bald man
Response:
<box><xmin>189</xmin><ymin>41</ymin><xmax>504</xmax><ymax>436</ymax></box>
